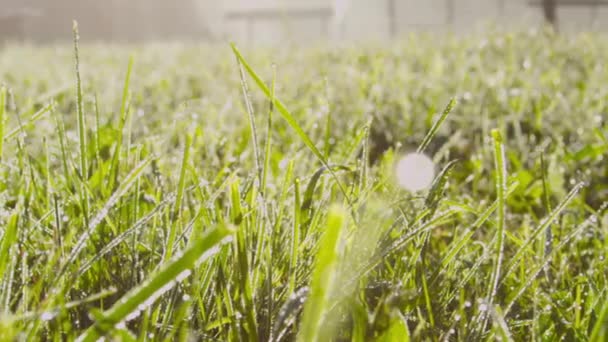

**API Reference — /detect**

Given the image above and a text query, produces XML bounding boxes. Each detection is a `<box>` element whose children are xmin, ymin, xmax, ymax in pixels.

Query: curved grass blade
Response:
<box><xmin>230</xmin><ymin>44</ymin><xmax>354</xmax><ymax>211</ymax></box>
<box><xmin>298</xmin><ymin>205</ymin><xmax>346</xmax><ymax>342</ymax></box>
<box><xmin>230</xmin><ymin>43</ymin><xmax>324</xmax><ymax>163</ymax></box>
<box><xmin>77</xmin><ymin>224</ymin><xmax>234</xmax><ymax>342</ymax></box>
<box><xmin>301</xmin><ymin>165</ymin><xmax>352</xmax><ymax>212</ymax></box>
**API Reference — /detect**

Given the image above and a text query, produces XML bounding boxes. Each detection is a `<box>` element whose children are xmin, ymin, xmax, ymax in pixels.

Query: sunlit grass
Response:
<box><xmin>0</xmin><ymin>26</ymin><xmax>606</xmax><ymax>340</ymax></box>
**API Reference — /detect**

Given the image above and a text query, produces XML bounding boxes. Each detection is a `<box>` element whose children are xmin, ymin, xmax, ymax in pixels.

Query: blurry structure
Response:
<box><xmin>2</xmin><ymin>0</ymin><xmax>608</xmax><ymax>44</ymax></box>
<box><xmin>1</xmin><ymin>0</ymin><xmax>210</xmax><ymax>43</ymax></box>
<box><xmin>530</xmin><ymin>0</ymin><xmax>608</xmax><ymax>31</ymax></box>
<box><xmin>542</xmin><ymin>0</ymin><xmax>558</xmax><ymax>28</ymax></box>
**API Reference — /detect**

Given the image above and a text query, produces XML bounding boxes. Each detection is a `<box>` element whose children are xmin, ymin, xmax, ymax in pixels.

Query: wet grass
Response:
<box><xmin>0</xmin><ymin>26</ymin><xmax>606</xmax><ymax>341</ymax></box>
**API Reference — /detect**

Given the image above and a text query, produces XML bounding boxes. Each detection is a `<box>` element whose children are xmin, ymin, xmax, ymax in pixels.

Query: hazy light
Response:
<box><xmin>396</xmin><ymin>153</ymin><xmax>435</xmax><ymax>192</ymax></box>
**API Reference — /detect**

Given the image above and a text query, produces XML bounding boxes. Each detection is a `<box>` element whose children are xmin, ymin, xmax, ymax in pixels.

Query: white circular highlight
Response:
<box><xmin>395</xmin><ymin>153</ymin><xmax>435</xmax><ymax>192</ymax></box>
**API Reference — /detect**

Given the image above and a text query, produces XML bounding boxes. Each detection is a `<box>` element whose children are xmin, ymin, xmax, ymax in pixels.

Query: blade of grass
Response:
<box><xmin>261</xmin><ymin>64</ymin><xmax>276</xmax><ymax>195</ymax></box>
<box><xmin>298</xmin><ymin>205</ymin><xmax>346</xmax><ymax>342</ymax></box>
<box><xmin>482</xmin><ymin>129</ymin><xmax>507</xmax><ymax>331</ymax></box>
<box><xmin>435</xmin><ymin>182</ymin><xmax>518</xmax><ymax>281</ymax></box>
<box><xmin>590</xmin><ymin>299</ymin><xmax>608</xmax><ymax>342</ymax></box>
<box><xmin>72</xmin><ymin>21</ymin><xmax>90</xmax><ymax>225</ymax></box>
<box><xmin>0</xmin><ymin>86</ymin><xmax>6</xmax><ymax>160</ymax></box>
<box><xmin>230</xmin><ymin>44</ymin><xmax>354</xmax><ymax>211</ymax></box>
<box><xmin>164</xmin><ymin>133</ymin><xmax>191</xmax><ymax>262</ymax></box>
<box><xmin>5</xmin><ymin>102</ymin><xmax>55</xmax><ymax>141</ymax></box>
<box><xmin>0</xmin><ymin>207</ymin><xmax>20</xmax><ymax>282</ymax></box>
<box><xmin>235</xmin><ymin>54</ymin><xmax>262</xmax><ymax>187</ymax></box>
<box><xmin>417</xmin><ymin>98</ymin><xmax>456</xmax><ymax>154</ymax></box>
<box><xmin>110</xmin><ymin>55</ymin><xmax>134</xmax><ymax>191</ymax></box>
<box><xmin>76</xmin><ymin>224</ymin><xmax>234</xmax><ymax>342</ymax></box>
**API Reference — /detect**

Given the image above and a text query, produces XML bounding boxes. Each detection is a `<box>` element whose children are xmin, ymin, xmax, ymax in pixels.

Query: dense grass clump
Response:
<box><xmin>0</xmin><ymin>26</ymin><xmax>606</xmax><ymax>340</ymax></box>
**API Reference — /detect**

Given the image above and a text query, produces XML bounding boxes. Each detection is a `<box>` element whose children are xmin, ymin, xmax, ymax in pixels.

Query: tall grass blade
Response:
<box><xmin>262</xmin><ymin>64</ymin><xmax>276</xmax><ymax>195</ymax></box>
<box><xmin>0</xmin><ymin>87</ymin><xmax>6</xmax><ymax>160</ymax></box>
<box><xmin>110</xmin><ymin>56</ymin><xmax>134</xmax><ymax>191</ymax></box>
<box><xmin>164</xmin><ymin>133</ymin><xmax>191</xmax><ymax>262</ymax></box>
<box><xmin>235</xmin><ymin>54</ymin><xmax>262</xmax><ymax>187</ymax></box>
<box><xmin>72</xmin><ymin>21</ymin><xmax>90</xmax><ymax>223</ymax></box>
<box><xmin>417</xmin><ymin>98</ymin><xmax>456</xmax><ymax>154</ymax></box>
<box><xmin>231</xmin><ymin>44</ymin><xmax>324</xmax><ymax>163</ymax></box>
<box><xmin>298</xmin><ymin>205</ymin><xmax>346</xmax><ymax>342</ymax></box>
<box><xmin>482</xmin><ymin>129</ymin><xmax>507</xmax><ymax>331</ymax></box>
<box><xmin>230</xmin><ymin>44</ymin><xmax>354</xmax><ymax>209</ymax></box>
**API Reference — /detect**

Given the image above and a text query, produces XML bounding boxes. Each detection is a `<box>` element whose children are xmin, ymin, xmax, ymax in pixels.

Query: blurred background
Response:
<box><xmin>2</xmin><ymin>0</ymin><xmax>608</xmax><ymax>45</ymax></box>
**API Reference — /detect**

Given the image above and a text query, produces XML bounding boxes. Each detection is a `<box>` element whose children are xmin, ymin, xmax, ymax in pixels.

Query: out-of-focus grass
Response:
<box><xmin>0</xmin><ymin>27</ymin><xmax>606</xmax><ymax>340</ymax></box>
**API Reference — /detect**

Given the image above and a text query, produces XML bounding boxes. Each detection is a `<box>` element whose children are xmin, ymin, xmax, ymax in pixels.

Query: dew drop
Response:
<box><xmin>40</xmin><ymin>312</ymin><xmax>55</xmax><ymax>321</ymax></box>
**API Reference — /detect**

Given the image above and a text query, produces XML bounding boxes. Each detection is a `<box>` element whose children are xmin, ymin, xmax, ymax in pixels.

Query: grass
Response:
<box><xmin>0</xmin><ymin>26</ymin><xmax>607</xmax><ymax>341</ymax></box>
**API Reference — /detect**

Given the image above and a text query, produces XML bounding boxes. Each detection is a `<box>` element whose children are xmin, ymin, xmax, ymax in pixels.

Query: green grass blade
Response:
<box><xmin>235</xmin><ymin>53</ymin><xmax>262</xmax><ymax>187</ymax></box>
<box><xmin>298</xmin><ymin>205</ymin><xmax>346</xmax><ymax>342</ymax></box>
<box><xmin>484</xmin><ymin>129</ymin><xmax>507</xmax><ymax>327</ymax></box>
<box><xmin>76</xmin><ymin>224</ymin><xmax>234</xmax><ymax>342</ymax></box>
<box><xmin>72</xmin><ymin>21</ymin><xmax>90</xmax><ymax>224</ymax></box>
<box><xmin>0</xmin><ymin>86</ymin><xmax>6</xmax><ymax>161</ymax></box>
<box><xmin>230</xmin><ymin>44</ymin><xmax>355</xmax><ymax>213</ymax></box>
<box><xmin>504</xmin><ymin>202</ymin><xmax>608</xmax><ymax>316</ymax></box>
<box><xmin>0</xmin><ymin>208</ymin><xmax>19</xmax><ymax>282</ymax></box>
<box><xmin>377</xmin><ymin>311</ymin><xmax>410</xmax><ymax>342</ymax></box>
<box><xmin>230</xmin><ymin>43</ymin><xmax>325</xmax><ymax>163</ymax></box>
<box><xmin>261</xmin><ymin>64</ymin><xmax>276</xmax><ymax>195</ymax></box>
<box><xmin>417</xmin><ymin>98</ymin><xmax>456</xmax><ymax>154</ymax></box>
<box><xmin>164</xmin><ymin>133</ymin><xmax>191</xmax><ymax>262</ymax></box>
<box><xmin>110</xmin><ymin>56</ymin><xmax>134</xmax><ymax>191</ymax></box>
<box><xmin>590</xmin><ymin>299</ymin><xmax>608</xmax><ymax>342</ymax></box>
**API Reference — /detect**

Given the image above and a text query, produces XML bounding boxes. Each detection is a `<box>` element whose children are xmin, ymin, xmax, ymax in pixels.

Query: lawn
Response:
<box><xmin>0</xmin><ymin>25</ymin><xmax>606</xmax><ymax>341</ymax></box>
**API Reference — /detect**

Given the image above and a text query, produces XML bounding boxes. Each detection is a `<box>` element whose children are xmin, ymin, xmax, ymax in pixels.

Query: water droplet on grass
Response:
<box><xmin>41</xmin><ymin>312</ymin><xmax>56</xmax><ymax>321</ymax></box>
